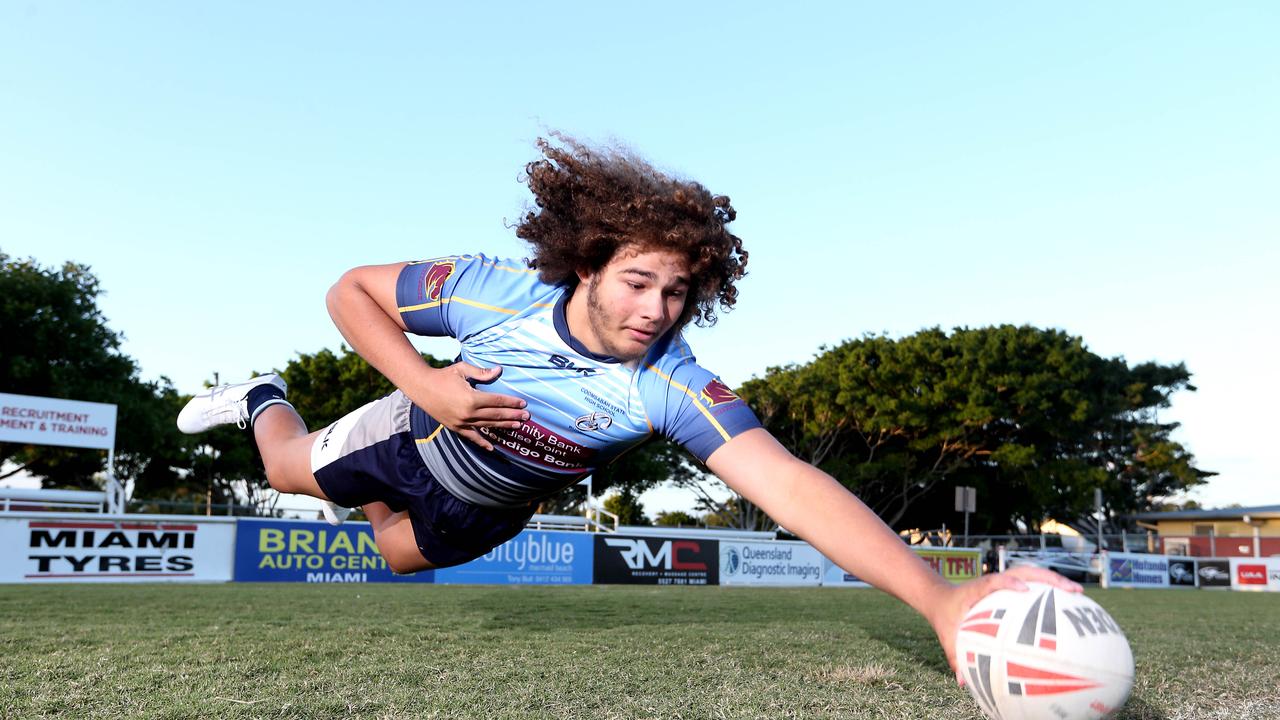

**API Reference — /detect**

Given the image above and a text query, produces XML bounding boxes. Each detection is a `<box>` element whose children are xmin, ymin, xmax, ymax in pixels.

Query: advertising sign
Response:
<box><xmin>0</xmin><ymin>516</ymin><xmax>234</xmax><ymax>583</ymax></box>
<box><xmin>435</xmin><ymin>530</ymin><xmax>592</xmax><ymax>585</ymax></box>
<box><xmin>915</xmin><ymin>548</ymin><xmax>983</xmax><ymax>583</ymax></box>
<box><xmin>822</xmin><ymin>546</ymin><xmax>983</xmax><ymax>587</ymax></box>
<box><xmin>594</xmin><ymin>535</ymin><xmax>718</xmax><ymax>585</ymax></box>
<box><xmin>1196</xmin><ymin>559</ymin><xmax>1232</xmax><ymax>588</ymax></box>
<box><xmin>718</xmin><ymin>541</ymin><xmax>823</xmax><ymax>586</ymax></box>
<box><xmin>0</xmin><ymin>393</ymin><xmax>117</xmax><ymax>451</ymax></box>
<box><xmin>1167</xmin><ymin>558</ymin><xmax>1197</xmax><ymax>587</ymax></box>
<box><xmin>821</xmin><ymin>557</ymin><xmax>869</xmax><ymax>587</ymax></box>
<box><xmin>1106</xmin><ymin>552</ymin><xmax>1169</xmax><ymax>588</ymax></box>
<box><xmin>1230</xmin><ymin>558</ymin><xmax>1270</xmax><ymax>591</ymax></box>
<box><xmin>233</xmin><ymin>518</ymin><xmax>432</xmax><ymax>583</ymax></box>
<box><xmin>1270</xmin><ymin>559</ymin><xmax>1280</xmax><ymax>592</ymax></box>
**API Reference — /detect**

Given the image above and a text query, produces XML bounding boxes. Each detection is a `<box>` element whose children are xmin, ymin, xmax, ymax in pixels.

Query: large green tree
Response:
<box><xmin>736</xmin><ymin>325</ymin><xmax>1211</xmax><ymax>533</ymax></box>
<box><xmin>276</xmin><ymin>346</ymin><xmax>450</xmax><ymax>431</ymax></box>
<box><xmin>0</xmin><ymin>253</ymin><xmax>190</xmax><ymax>494</ymax></box>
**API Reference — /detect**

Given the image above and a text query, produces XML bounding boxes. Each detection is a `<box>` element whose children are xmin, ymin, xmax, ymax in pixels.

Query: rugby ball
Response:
<box><xmin>955</xmin><ymin>582</ymin><xmax>1133</xmax><ymax>720</ymax></box>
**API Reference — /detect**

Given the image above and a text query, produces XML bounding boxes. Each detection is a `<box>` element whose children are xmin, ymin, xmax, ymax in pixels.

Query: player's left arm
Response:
<box><xmin>705</xmin><ymin>428</ymin><xmax>1081</xmax><ymax>680</ymax></box>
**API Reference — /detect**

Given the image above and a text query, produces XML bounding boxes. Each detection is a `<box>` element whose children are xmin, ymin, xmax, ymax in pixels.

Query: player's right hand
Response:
<box><xmin>415</xmin><ymin>362</ymin><xmax>529</xmax><ymax>451</ymax></box>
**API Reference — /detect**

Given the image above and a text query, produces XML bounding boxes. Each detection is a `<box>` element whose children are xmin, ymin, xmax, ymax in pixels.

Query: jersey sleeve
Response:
<box><xmin>395</xmin><ymin>254</ymin><xmax>551</xmax><ymax>340</ymax></box>
<box><xmin>643</xmin><ymin>354</ymin><xmax>762</xmax><ymax>463</ymax></box>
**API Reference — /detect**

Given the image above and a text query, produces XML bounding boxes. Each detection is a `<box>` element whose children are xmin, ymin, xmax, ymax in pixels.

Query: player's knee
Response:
<box><xmin>384</xmin><ymin>552</ymin><xmax>424</xmax><ymax>575</ymax></box>
<box><xmin>259</xmin><ymin>453</ymin><xmax>295</xmax><ymax>494</ymax></box>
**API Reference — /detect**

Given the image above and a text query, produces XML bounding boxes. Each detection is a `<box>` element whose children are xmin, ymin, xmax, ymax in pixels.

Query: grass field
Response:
<box><xmin>1</xmin><ymin>584</ymin><xmax>1276</xmax><ymax>720</ymax></box>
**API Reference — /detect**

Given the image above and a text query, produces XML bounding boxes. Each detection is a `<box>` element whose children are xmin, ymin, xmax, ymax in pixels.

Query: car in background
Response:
<box><xmin>1005</xmin><ymin>550</ymin><xmax>1102</xmax><ymax>583</ymax></box>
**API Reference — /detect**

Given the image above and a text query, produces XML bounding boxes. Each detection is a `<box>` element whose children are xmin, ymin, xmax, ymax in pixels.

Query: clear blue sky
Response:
<box><xmin>3</xmin><ymin>3</ymin><xmax>1276</xmax><ymax>510</ymax></box>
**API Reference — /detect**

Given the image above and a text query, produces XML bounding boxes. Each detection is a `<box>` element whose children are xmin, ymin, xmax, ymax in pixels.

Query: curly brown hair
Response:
<box><xmin>515</xmin><ymin>133</ymin><xmax>747</xmax><ymax>329</ymax></box>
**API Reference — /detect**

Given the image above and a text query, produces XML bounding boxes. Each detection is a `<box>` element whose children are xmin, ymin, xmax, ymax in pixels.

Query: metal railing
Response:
<box><xmin>0</xmin><ymin>488</ymin><xmax>108</xmax><ymax>513</ymax></box>
<box><xmin>910</xmin><ymin>532</ymin><xmax>1159</xmax><ymax>554</ymax></box>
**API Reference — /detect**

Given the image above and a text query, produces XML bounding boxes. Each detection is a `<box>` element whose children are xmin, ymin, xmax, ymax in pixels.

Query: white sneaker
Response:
<box><xmin>321</xmin><ymin>501</ymin><xmax>352</xmax><ymax>526</ymax></box>
<box><xmin>176</xmin><ymin>374</ymin><xmax>288</xmax><ymax>434</ymax></box>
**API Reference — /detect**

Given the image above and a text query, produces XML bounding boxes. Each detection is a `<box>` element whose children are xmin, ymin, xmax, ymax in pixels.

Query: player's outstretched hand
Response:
<box><xmin>927</xmin><ymin>566</ymin><xmax>1083</xmax><ymax>685</ymax></box>
<box><xmin>413</xmin><ymin>363</ymin><xmax>529</xmax><ymax>451</ymax></box>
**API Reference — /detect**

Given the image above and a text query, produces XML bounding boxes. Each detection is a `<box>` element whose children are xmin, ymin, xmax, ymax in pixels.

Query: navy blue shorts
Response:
<box><xmin>309</xmin><ymin>394</ymin><xmax>534</xmax><ymax>569</ymax></box>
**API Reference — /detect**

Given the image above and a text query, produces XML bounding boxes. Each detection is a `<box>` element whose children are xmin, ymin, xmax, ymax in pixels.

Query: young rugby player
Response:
<box><xmin>178</xmin><ymin>135</ymin><xmax>1076</xmax><ymax>678</ymax></box>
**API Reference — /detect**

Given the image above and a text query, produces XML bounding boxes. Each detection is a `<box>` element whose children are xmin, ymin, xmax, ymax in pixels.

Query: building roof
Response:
<box><xmin>1128</xmin><ymin>504</ymin><xmax>1280</xmax><ymax>522</ymax></box>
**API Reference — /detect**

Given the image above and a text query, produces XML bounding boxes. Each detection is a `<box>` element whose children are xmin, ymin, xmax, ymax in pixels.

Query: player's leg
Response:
<box><xmin>252</xmin><ymin>404</ymin><xmax>329</xmax><ymax>498</ymax></box>
<box><xmin>176</xmin><ymin>374</ymin><xmax>349</xmax><ymax>521</ymax></box>
<box><xmin>362</xmin><ymin>501</ymin><xmax>433</xmax><ymax>573</ymax></box>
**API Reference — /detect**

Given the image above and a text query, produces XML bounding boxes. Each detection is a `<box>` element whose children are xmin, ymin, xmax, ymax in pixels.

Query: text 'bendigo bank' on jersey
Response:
<box><xmin>478</xmin><ymin>418</ymin><xmax>596</xmax><ymax>471</ymax></box>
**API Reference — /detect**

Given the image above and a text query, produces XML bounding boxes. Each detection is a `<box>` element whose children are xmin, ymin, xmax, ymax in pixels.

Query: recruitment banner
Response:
<box><xmin>718</xmin><ymin>541</ymin><xmax>823</xmax><ymax>586</ymax></box>
<box><xmin>822</xmin><ymin>546</ymin><xmax>983</xmax><ymax>587</ymax></box>
<box><xmin>434</xmin><ymin>530</ymin><xmax>593</xmax><ymax>585</ymax></box>
<box><xmin>1167</xmin><ymin>557</ymin><xmax>1198</xmax><ymax>588</ymax></box>
<box><xmin>1197</xmin><ymin>559</ymin><xmax>1232</xmax><ymax>589</ymax></box>
<box><xmin>0</xmin><ymin>515</ymin><xmax>234</xmax><ymax>583</ymax></box>
<box><xmin>233</xmin><ymin>518</ymin><xmax>433</xmax><ymax>583</ymax></box>
<box><xmin>1230</xmin><ymin>558</ymin><xmax>1272</xmax><ymax>592</ymax></box>
<box><xmin>0</xmin><ymin>393</ymin><xmax>117</xmax><ymax>451</ymax></box>
<box><xmin>1106</xmin><ymin>552</ymin><xmax>1169</xmax><ymax>588</ymax></box>
<box><xmin>594</xmin><ymin>535</ymin><xmax>718</xmax><ymax>585</ymax></box>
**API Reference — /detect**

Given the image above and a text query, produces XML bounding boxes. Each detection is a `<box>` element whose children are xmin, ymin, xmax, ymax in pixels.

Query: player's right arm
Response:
<box><xmin>326</xmin><ymin>262</ymin><xmax>528</xmax><ymax>450</ymax></box>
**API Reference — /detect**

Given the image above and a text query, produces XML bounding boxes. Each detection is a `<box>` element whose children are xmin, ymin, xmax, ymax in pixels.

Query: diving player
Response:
<box><xmin>177</xmin><ymin>134</ymin><xmax>1077</xmax><ymax>680</ymax></box>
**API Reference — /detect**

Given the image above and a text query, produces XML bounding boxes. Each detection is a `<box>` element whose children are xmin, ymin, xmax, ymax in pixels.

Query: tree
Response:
<box><xmin>654</xmin><ymin>510</ymin><xmax>699</xmax><ymax>527</ymax></box>
<box><xmin>275</xmin><ymin>346</ymin><xmax>450</xmax><ymax>431</ymax></box>
<box><xmin>736</xmin><ymin>325</ymin><xmax>1211</xmax><ymax>533</ymax></box>
<box><xmin>0</xmin><ymin>253</ymin><xmax>191</xmax><ymax>494</ymax></box>
<box><xmin>603</xmin><ymin>488</ymin><xmax>650</xmax><ymax>526</ymax></box>
<box><xmin>537</xmin><ymin>438</ymin><xmax>697</xmax><ymax>515</ymax></box>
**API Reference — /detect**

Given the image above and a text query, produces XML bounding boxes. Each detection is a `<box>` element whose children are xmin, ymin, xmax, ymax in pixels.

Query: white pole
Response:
<box><xmin>106</xmin><ymin>447</ymin><xmax>121</xmax><ymax>514</ymax></box>
<box><xmin>1095</xmin><ymin>488</ymin><xmax>1104</xmax><ymax>554</ymax></box>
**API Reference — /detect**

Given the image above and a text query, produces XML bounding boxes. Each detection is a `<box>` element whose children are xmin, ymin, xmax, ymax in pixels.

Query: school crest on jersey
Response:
<box><xmin>423</xmin><ymin>260</ymin><xmax>456</xmax><ymax>301</ymax></box>
<box><xmin>700</xmin><ymin>378</ymin><xmax>738</xmax><ymax>407</ymax></box>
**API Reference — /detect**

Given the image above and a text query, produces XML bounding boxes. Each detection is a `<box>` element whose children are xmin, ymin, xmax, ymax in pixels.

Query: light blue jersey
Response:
<box><xmin>396</xmin><ymin>254</ymin><xmax>761</xmax><ymax>508</ymax></box>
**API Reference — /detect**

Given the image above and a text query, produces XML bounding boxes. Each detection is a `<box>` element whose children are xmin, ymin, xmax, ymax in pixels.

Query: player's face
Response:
<box><xmin>577</xmin><ymin>247</ymin><xmax>690</xmax><ymax>362</ymax></box>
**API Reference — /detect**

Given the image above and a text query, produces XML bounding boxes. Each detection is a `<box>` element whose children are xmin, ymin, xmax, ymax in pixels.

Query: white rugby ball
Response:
<box><xmin>955</xmin><ymin>582</ymin><xmax>1133</xmax><ymax>720</ymax></box>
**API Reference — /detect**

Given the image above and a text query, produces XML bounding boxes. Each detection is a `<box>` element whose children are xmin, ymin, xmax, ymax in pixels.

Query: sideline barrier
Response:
<box><xmin>1167</xmin><ymin>557</ymin><xmax>1198</xmax><ymax>587</ymax></box>
<box><xmin>435</xmin><ymin>530</ymin><xmax>593</xmax><ymax>585</ymax></box>
<box><xmin>823</xmin><ymin>546</ymin><xmax>983</xmax><ymax>587</ymax></box>
<box><xmin>233</xmin><ymin>517</ymin><xmax>432</xmax><ymax>583</ymax></box>
<box><xmin>1104</xmin><ymin>551</ymin><xmax>1170</xmax><ymax>588</ymax></box>
<box><xmin>1105</xmin><ymin>551</ymin><xmax>1279</xmax><ymax>592</ymax></box>
<box><xmin>1229</xmin><ymin>557</ymin><xmax>1277</xmax><ymax>591</ymax></box>
<box><xmin>594</xmin><ymin>534</ymin><xmax>720</xmax><ymax>585</ymax></box>
<box><xmin>0</xmin><ymin>513</ymin><xmax>235</xmax><ymax>583</ymax></box>
<box><xmin>718</xmin><ymin>540</ymin><xmax>823</xmax><ymax>586</ymax></box>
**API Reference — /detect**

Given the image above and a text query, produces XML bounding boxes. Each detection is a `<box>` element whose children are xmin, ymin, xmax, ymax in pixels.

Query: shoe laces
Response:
<box><xmin>206</xmin><ymin>383</ymin><xmax>249</xmax><ymax>430</ymax></box>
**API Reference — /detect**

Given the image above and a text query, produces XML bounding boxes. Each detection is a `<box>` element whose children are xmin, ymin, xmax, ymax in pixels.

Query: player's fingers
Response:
<box><xmin>456</xmin><ymin>428</ymin><xmax>494</xmax><ymax>451</ymax></box>
<box><xmin>471</xmin><ymin>390</ymin><xmax>527</xmax><ymax>410</ymax></box>
<box><xmin>981</xmin><ymin>572</ymin><xmax>1029</xmax><ymax>594</ymax></box>
<box><xmin>454</xmin><ymin>363</ymin><xmax>503</xmax><ymax>384</ymax></box>
<box><xmin>468</xmin><ymin>408</ymin><xmax>530</xmax><ymax>423</ymax></box>
<box><xmin>1005</xmin><ymin>566</ymin><xmax>1083</xmax><ymax>593</ymax></box>
<box><xmin>464</xmin><ymin>416</ymin><xmax>527</xmax><ymax>430</ymax></box>
<box><xmin>938</xmin><ymin>635</ymin><xmax>965</xmax><ymax>685</ymax></box>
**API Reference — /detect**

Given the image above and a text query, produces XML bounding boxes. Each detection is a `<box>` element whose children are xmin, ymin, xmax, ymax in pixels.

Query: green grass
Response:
<box><xmin>1</xmin><ymin>585</ymin><xmax>1276</xmax><ymax>719</ymax></box>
